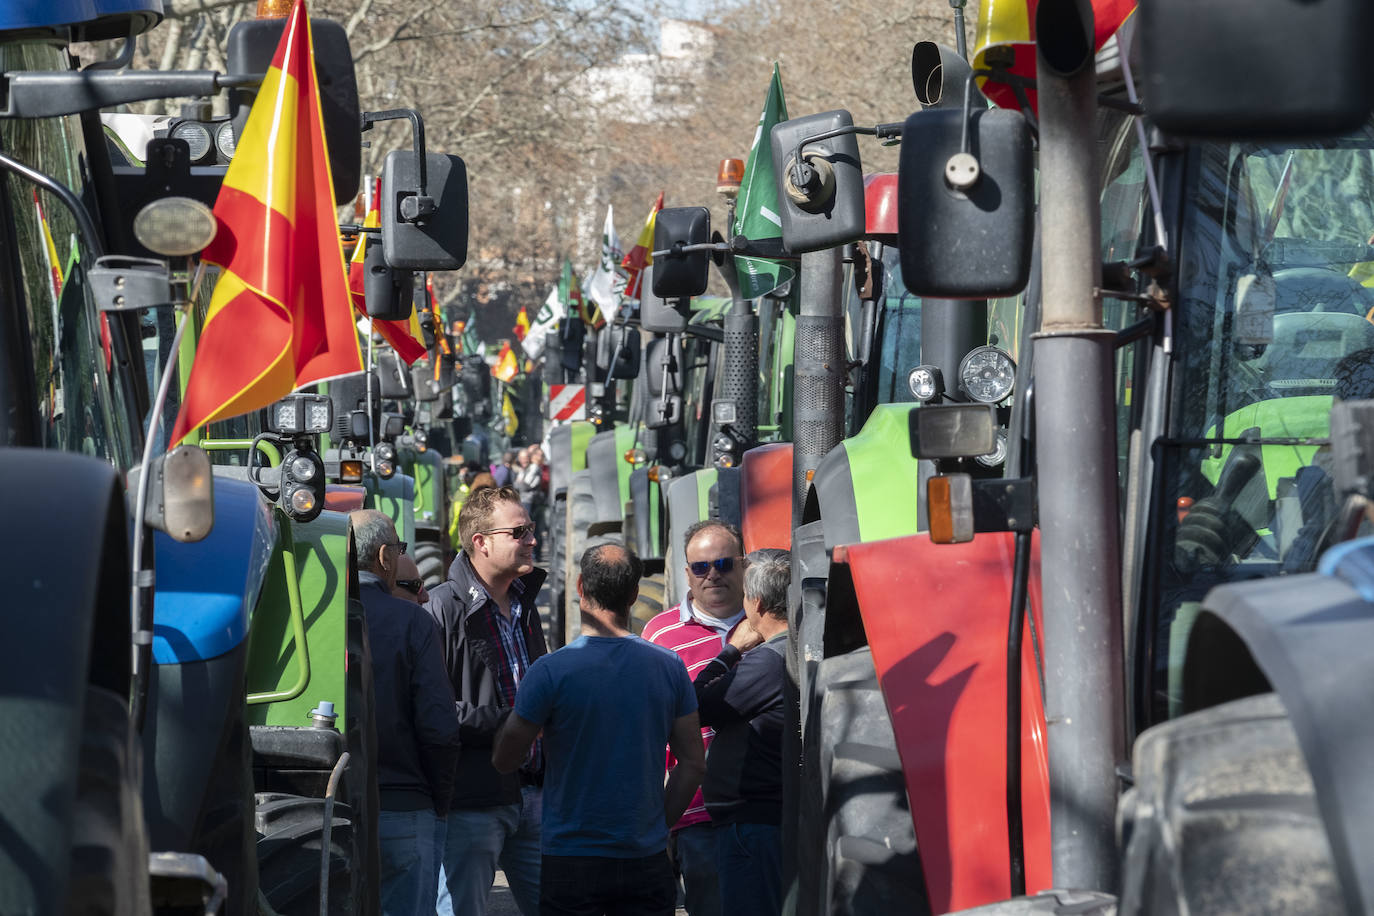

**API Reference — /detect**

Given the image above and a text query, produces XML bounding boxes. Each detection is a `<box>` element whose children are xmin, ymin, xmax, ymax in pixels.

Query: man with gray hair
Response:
<box><xmin>692</xmin><ymin>548</ymin><xmax>791</xmax><ymax>915</ymax></box>
<box><xmin>351</xmin><ymin>509</ymin><xmax>461</xmax><ymax>915</ymax></box>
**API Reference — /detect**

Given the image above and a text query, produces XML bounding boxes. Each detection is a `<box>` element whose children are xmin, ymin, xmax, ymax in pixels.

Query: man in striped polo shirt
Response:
<box><xmin>641</xmin><ymin>520</ymin><xmax>747</xmax><ymax>916</ymax></box>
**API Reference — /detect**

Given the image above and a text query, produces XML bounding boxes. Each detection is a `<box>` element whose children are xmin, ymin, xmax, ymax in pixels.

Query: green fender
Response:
<box><xmin>245</xmin><ymin>509</ymin><xmax>352</xmax><ymax>725</ymax></box>
<box><xmin>405</xmin><ymin>447</ymin><xmax>446</xmax><ymax>531</ymax></box>
<box><xmin>663</xmin><ymin>468</ymin><xmax>719</xmax><ymax>608</ymax></box>
<box><xmin>812</xmin><ymin>403</ymin><xmax>924</xmax><ymax>549</ymax></box>
<box><xmin>366</xmin><ymin>472</ymin><xmax>416</xmax><ymax>544</ymax></box>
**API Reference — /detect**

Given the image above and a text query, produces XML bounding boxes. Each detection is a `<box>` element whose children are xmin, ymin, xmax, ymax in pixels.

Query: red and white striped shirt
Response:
<box><xmin>642</xmin><ymin>597</ymin><xmax>745</xmax><ymax>831</ymax></box>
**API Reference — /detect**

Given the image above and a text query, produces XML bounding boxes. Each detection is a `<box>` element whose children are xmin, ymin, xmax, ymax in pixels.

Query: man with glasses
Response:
<box><xmin>641</xmin><ymin>520</ymin><xmax>747</xmax><ymax>916</ymax></box>
<box><xmin>350</xmin><ymin>509</ymin><xmax>460</xmax><ymax>915</ymax></box>
<box><xmin>425</xmin><ymin>486</ymin><xmax>547</xmax><ymax>916</ymax></box>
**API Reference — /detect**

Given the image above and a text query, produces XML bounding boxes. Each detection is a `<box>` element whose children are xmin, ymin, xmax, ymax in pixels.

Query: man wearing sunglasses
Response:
<box><xmin>350</xmin><ymin>509</ymin><xmax>461</xmax><ymax>914</ymax></box>
<box><xmin>425</xmin><ymin>486</ymin><xmax>547</xmax><ymax>916</ymax></box>
<box><xmin>641</xmin><ymin>520</ymin><xmax>748</xmax><ymax>916</ymax></box>
<box><xmin>392</xmin><ymin>553</ymin><xmax>430</xmax><ymax>605</ymax></box>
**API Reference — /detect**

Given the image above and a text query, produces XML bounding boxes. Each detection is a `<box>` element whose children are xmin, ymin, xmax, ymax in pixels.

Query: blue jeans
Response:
<box><xmin>437</xmin><ymin>786</ymin><xmax>542</xmax><ymax>916</ymax></box>
<box><xmin>379</xmin><ymin>808</ymin><xmax>445</xmax><ymax>916</ymax></box>
<box><xmin>716</xmin><ymin>822</ymin><xmax>782</xmax><ymax>916</ymax></box>
<box><xmin>670</xmin><ymin>824</ymin><xmax>721</xmax><ymax>916</ymax></box>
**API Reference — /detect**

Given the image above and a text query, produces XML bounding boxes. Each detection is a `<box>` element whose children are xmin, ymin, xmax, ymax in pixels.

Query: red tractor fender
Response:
<box><xmin>834</xmin><ymin>531</ymin><xmax>1051</xmax><ymax>913</ymax></box>
<box><xmin>739</xmin><ymin>442</ymin><xmax>793</xmax><ymax>552</ymax></box>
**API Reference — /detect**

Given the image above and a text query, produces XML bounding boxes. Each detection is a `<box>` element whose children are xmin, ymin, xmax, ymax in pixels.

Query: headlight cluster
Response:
<box><xmin>280</xmin><ymin>446</ymin><xmax>325</xmax><ymax>523</ymax></box>
<box><xmin>906</xmin><ymin>347</ymin><xmax>1016</xmax><ymax>405</ymax></box>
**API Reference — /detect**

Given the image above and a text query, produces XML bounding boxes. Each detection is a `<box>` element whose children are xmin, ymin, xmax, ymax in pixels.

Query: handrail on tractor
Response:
<box><xmin>199</xmin><ymin>438</ymin><xmax>313</xmax><ymax>705</ymax></box>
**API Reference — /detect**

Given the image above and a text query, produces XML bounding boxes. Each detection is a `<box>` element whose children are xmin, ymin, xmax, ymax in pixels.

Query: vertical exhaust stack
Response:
<box><xmin>792</xmin><ymin>251</ymin><xmax>846</xmax><ymax>523</ymax></box>
<box><xmin>1033</xmin><ymin>0</ymin><xmax>1125</xmax><ymax>893</ymax></box>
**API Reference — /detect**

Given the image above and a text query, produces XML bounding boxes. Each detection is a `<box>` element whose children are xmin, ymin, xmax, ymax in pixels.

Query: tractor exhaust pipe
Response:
<box><xmin>1033</xmin><ymin>0</ymin><xmax>1126</xmax><ymax>893</ymax></box>
<box><xmin>792</xmin><ymin>248</ymin><xmax>846</xmax><ymax>524</ymax></box>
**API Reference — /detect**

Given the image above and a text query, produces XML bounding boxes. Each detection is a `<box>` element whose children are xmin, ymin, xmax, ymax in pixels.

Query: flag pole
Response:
<box><xmin>366</xmin><ymin>327</ymin><xmax>377</xmax><ymax>471</ymax></box>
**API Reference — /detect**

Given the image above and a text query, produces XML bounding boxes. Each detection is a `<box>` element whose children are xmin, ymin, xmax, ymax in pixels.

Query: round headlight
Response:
<box><xmin>133</xmin><ymin>196</ymin><xmax>217</xmax><ymax>257</ymax></box>
<box><xmin>375</xmin><ymin>442</ymin><xmax>396</xmax><ymax>462</ymax></box>
<box><xmin>958</xmin><ymin>346</ymin><xmax>1016</xmax><ymax>404</ymax></box>
<box><xmin>289</xmin><ymin>455</ymin><xmax>317</xmax><ymax>481</ymax></box>
<box><xmin>376</xmin><ymin>458</ymin><xmax>395</xmax><ymax>478</ymax></box>
<box><xmin>907</xmin><ymin>365</ymin><xmax>943</xmax><ymax>402</ymax></box>
<box><xmin>169</xmin><ymin>121</ymin><xmax>213</xmax><ymax>162</ymax></box>
<box><xmin>668</xmin><ymin>441</ymin><xmax>687</xmax><ymax>462</ymax></box>
<box><xmin>215</xmin><ymin>122</ymin><xmax>238</xmax><ymax>160</ymax></box>
<box><xmin>975</xmin><ymin>431</ymin><xmax>1009</xmax><ymax>468</ymax></box>
<box><xmin>289</xmin><ymin>487</ymin><xmax>317</xmax><ymax>514</ymax></box>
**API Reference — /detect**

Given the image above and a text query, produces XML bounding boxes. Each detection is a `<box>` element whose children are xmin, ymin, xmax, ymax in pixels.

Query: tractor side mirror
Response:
<box><xmin>911</xmin><ymin>41</ymin><xmax>977</xmax><ymax>110</ymax></box>
<box><xmin>381</xmin><ymin>151</ymin><xmax>469</xmax><ymax>270</ymax></box>
<box><xmin>898</xmin><ymin>107</ymin><xmax>1033</xmax><ymax>298</ymax></box>
<box><xmin>639</xmin><ymin>263</ymin><xmax>689</xmax><ymax>334</ymax></box>
<box><xmin>559</xmin><ymin>317</ymin><xmax>585</xmax><ymax>373</ymax></box>
<box><xmin>646</xmin><ymin>395</ymin><xmax>682</xmax><ymax>430</ymax></box>
<box><xmin>653</xmin><ymin>207</ymin><xmax>711</xmax><ymax>299</ymax></box>
<box><xmin>411</xmin><ymin>363</ymin><xmax>441</xmax><ymax>402</ymax></box>
<box><xmin>769</xmin><ymin>110</ymin><xmax>866</xmax><ymax>254</ymax></box>
<box><xmin>364</xmin><ymin>238</ymin><xmax>414</xmax><ymax>322</ymax></box>
<box><xmin>374</xmin><ymin>351</ymin><xmax>411</xmax><ymax>398</ymax></box>
<box><xmin>227</xmin><ymin>17</ymin><xmax>360</xmax><ymax>205</ymax></box>
<box><xmin>605</xmin><ymin>324</ymin><xmax>642</xmax><ymax>380</ymax></box>
<box><xmin>1140</xmin><ymin>0</ymin><xmax>1373</xmax><ymax>138</ymax></box>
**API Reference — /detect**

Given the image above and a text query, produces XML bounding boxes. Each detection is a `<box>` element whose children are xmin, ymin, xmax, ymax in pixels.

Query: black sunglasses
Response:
<box><xmin>481</xmin><ymin>524</ymin><xmax>535</xmax><ymax>541</ymax></box>
<box><xmin>395</xmin><ymin>578</ymin><xmax>424</xmax><ymax>595</ymax></box>
<box><xmin>689</xmin><ymin>556</ymin><xmax>741</xmax><ymax>577</ymax></box>
<box><xmin>390</xmin><ymin>540</ymin><xmax>408</xmax><ymax>555</ymax></box>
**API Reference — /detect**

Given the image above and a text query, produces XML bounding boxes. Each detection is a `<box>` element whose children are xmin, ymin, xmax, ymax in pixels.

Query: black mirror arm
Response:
<box><xmin>2</xmin><ymin>70</ymin><xmax>263</xmax><ymax>119</ymax></box>
<box><xmin>361</xmin><ymin>108</ymin><xmax>433</xmax><ymax>219</ymax></box>
<box><xmin>787</xmin><ymin>123</ymin><xmax>903</xmax><ymax>190</ymax></box>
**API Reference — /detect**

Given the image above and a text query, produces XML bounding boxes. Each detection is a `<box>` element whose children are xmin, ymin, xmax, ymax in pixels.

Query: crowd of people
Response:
<box><xmin>353</xmin><ymin>487</ymin><xmax>790</xmax><ymax>916</ymax></box>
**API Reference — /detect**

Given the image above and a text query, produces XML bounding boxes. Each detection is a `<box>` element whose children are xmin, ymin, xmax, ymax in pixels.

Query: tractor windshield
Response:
<box><xmin>0</xmin><ymin>40</ymin><xmax>138</xmax><ymax>469</ymax></box>
<box><xmin>1149</xmin><ymin>122</ymin><xmax>1374</xmax><ymax>720</ymax></box>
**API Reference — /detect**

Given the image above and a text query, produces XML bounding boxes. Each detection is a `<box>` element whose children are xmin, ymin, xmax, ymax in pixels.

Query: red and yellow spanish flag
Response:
<box><xmin>512</xmin><ymin>305</ymin><xmax>531</xmax><ymax>342</ymax></box>
<box><xmin>620</xmin><ymin>191</ymin><xmax>663</xmax><ymax>302</ymax></box>
<box><xmin>973</xmin><ymin>0</ymin><xmax>1136</xmax><ymax>112</ymax></box>
<box><xmin>171</xmin><ymin>0</ymin><xmax>362</xmax><ymax>445</ymax></box>
<box><xmin>349</xmin><ymin>176</ymin><xmax>427</xmax><ymax>365</ymax></box>
<box><xmin>492</xmin><ymin>341</ymin><xmax>519</xmax><ymax>383</ymax></box>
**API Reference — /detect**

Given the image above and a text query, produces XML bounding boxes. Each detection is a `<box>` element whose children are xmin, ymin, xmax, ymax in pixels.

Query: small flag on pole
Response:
<box><xmin>171</xmin><ymin>0</ymin><xmax>363</xmax><ymax>445</ymax></box>
<box><xmin>621</xmin><ymin>192</ymin><xmax>663</xmax><ymax>304</ymax></box>
<box><xmin>733</xmin><ymin>64</ymin><xmax>794</xmax><ymax>300</ymax></box>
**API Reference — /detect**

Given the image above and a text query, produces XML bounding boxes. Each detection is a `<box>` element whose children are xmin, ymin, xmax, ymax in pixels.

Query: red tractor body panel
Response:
<box><xmin>837</xmin><ymin>532</ymin><xmax>1051</xmax><ymax>913</ymax></box>
<box><xmin>740</xmin><ymin>442</ymin><xmax>794</xmax><ymax>552</ymax></box>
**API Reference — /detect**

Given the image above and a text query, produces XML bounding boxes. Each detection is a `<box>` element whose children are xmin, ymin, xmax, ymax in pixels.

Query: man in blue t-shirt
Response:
<box><xmin>493</xmin><ymin>544</ymin><xmax>706</xmax><ymax>916</ymax></box>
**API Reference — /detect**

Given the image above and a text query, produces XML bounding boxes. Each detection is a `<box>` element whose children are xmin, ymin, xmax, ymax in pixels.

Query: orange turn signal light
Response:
<box><xmin>927</xmin><ymin>474</ymin><xmax>974</xmax><ymax>544</ymax></box>
<box><xmin>1176</xmin><ymin>496</ymin><xmax>1194</xmax><ymax>523</ymax></box>
<box><xmin>717</xmin><ymin>158</ymin><xmax>744</xmax><ymax>196</ymax></box>
<box><xmin>340</xmin><ymin>459</ymin><xmax>363</xmax><ymax>484</ymax></box>
<box><xmin>256</xmin><ymin>0</ymin><xmax>292</xmax><ymax>16</ymax></box>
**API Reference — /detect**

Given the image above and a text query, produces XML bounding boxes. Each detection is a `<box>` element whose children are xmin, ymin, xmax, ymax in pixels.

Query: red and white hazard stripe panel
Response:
<box><xmin>548</xmin><ymin>384</ymin><xmax>587</xmax><ymax>421</ymax></box>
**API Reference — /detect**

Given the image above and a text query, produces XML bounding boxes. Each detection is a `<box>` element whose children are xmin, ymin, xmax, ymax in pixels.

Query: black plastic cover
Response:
<box><xmin>639</xmin><ymin>262</ymin><xmax>689</xmax><ymax>334</ymax></box>
<box><xmin>1141</xmin><ymin>0</ymin><xmax>1373</xmax><ymax>138</ymax></box>
<box><xmin>653</xmin><ymin>207</ymin><xmax>711</xmax><ymax>298</ymax></box>
<box><xmin>769</xmin><ymin>110</ymin><xmax>866</xmax><ymax>254</ymax></box>
<box><xmin>898</xmin><ymin>107</ymin><xmax>1034</xmax><ymax>299</ymax></box>
<box><xmin>363</xmin><ymin>237</ymin><xmax>413</xmax><ymax>321</ymax></box>
<box><xmin>381</xmin><ymin>151</ymin><xmax>469</xmax><ymax>270</ymax></box>
<box><xmin>227</xmin><ymin>18</ymin><xmax>360</xmax><ymax>205</ymax></box>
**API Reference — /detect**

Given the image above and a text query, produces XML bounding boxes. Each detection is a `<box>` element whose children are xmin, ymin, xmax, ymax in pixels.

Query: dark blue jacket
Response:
<box><xmin>693</xmin><ymin>633</ymin><xmax>788</xmax><ymax>825</ymax></box>
<box><xmin>359</xmin><ymin>572</ymin><xmax>461</xmax><ymax>814</ymax></box>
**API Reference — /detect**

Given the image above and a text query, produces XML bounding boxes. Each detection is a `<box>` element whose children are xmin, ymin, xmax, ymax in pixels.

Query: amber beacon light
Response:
<box><xmin>717</xmin><ymin>158</ymin><xmax>744</xmax><ymax>199</ymax></box>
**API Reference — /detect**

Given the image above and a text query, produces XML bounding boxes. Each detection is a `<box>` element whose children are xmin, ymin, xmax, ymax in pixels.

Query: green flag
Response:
<box><xmin>733</xmin><ymin>64</ymin><xmax>795</xmax><ymax>300</ymax></box>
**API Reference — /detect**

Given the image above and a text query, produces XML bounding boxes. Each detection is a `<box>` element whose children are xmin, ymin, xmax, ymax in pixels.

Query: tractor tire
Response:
<box><xmin>255</xmin><ymin>793</ymin><xmax>358</xmax><ymax>916</ymax></box>
<box><xmin>413</xmin><ymin>540</ymin><xmax>445</xmax><ymax>587</ymax></box>
<box><xmin>64</xmin><ymin>685</ymin><xmax>152</xmax><ymax>916</ymax></box>
<box><xmin>630</xmin><ymin>572</ymin><xmax>666</xmax><ymax>634</ymax></box>
<box><xmin>1117</xmin><ymin>692</ymin><xmax>1342</xmax><ymax>915</ymax></box>
<box><xmin>563</xmin><ymin>470</ymin><xmax>622</xmax><ymax>645</ymax></box>
<box><xmin>815</xmin><ymin>648</ymin><xmax>928</xmax><ymax>916</ymax></box>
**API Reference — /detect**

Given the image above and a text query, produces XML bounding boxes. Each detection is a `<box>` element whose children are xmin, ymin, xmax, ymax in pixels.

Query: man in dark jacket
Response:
<box><xmin>351</xmin><ymin>509</ymin><xmax>461</xmax><ymax>916</ymax></box>
<box><xmin>692</xmin><ymin>548</ymin><xmax>791</xmax><ymax>916</ymax></box>
<box><xmin>425</xmin><ymin>485</ymin><xmax>547</xmax><ymax>916</ymax></box>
